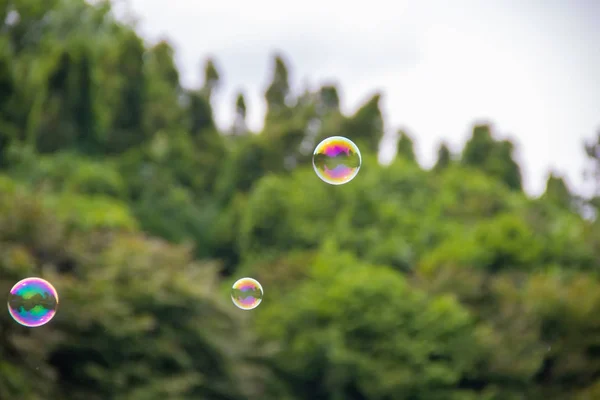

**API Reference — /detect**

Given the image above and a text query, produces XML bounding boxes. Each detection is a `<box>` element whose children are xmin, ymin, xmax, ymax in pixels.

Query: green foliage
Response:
<box><xmin>341</xmin><ymin>93</ymin><xmax>384</xmax><ymax>154</ymax></box>
<box><xmin>9</xmin><ymin>152</ymin><xmax>126</xmax><ymax>197</ymax></box>
<box><xmin>265</xmin><ymin>54</ymin><xmax>291</xmax><ymax>118</ymax></box>
<box><xmin>318</xmin><ymin>84</ymin><xmax>340</xmax><ymax>112</ymax></box>
<box><xmin>543</xmin><ymin>173</ymin><xmax>573</xmax><ymax>210</ymax></box>
<box><xmin>254</xmin><ymin>248</ymin><xmax>484</xmax><ymax>400</ymax></box>
<box><xmin>0</xmin><ymin>177</ymin><xmax>250</xmax><ymax>400</ymax></box>
<box><xmin>0</xmin><ymin>38</ymin><xmax>18</xmax><ymax>165</ymax></box>
<box><xmin>44</xmin><ymin>192</ymin><xmax>138</xmax><ymax>232</ymax></box>
<box><xmin>188</xmin><ymin>90</ymin><xmax>216</xmax><ymax>134</ymax></box>
<box><xmin>232</xmin><ymin>92</ymin><xmax>248</xmax><ymax>135</ymax></box>
<box><xmin>433</xmin><ymin>142</ymin><xmax>451</xmax><ymax>172</ymax></box>
<box><xmin>106</xmin><ymin>30</ymin><xmax>146</xmax><ymax>153</ymax></box>
<box><xmin>34</xmin><ymin>43</ymin><xmax>97</xmax><ymax>153</ymax></box>
<box><xmin>235</xmin><ymin>92</ymin><xmax>247</xmax><ymax>119</ymax></box>
<box><xmin>396</xmin><ymin>129</ymin><xmax>416</xmax><ymax>163</ymax></box>
<box><xmin>422</xmin><ymin>213</ymin><xmax>542</xmax><ymax>273</ymax></box>
<box><xmin>1</xmin><ymin>1</ymin><xmax>599</xmax><ymax>398</ymax></box>
<box><xmin>462</xmin><ymin>124</ymin><xmax>523</xmax><ymax>191</ymax></box>
<box><xmin>143</xmin><ymin>41</ymin><xmax>184</xmax><ymax>135</ymax></box>
<box><xmin>201</xmin><ymin>57</ymin><xmax>221</xmax><ymax>99</ymax></box>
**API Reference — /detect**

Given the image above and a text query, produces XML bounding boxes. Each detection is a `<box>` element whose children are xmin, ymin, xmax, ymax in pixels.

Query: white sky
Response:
<box><xmin>116</xmin><ymin>0</ymin><xmax>600</xmax><ymax>196</ymax></box>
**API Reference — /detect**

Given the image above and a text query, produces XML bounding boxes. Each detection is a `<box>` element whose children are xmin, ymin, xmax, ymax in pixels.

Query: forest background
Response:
<box><xmin>1</xmin><ymin>1</ymin><xmax>600</xmax><ymax>399</ymax></box>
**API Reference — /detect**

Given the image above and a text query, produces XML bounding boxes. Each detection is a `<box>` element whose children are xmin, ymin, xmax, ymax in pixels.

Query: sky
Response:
<box><xmin>115</xmin><ymin>0</ymin><xmax>600</xmax><ymax>196</ymax></box>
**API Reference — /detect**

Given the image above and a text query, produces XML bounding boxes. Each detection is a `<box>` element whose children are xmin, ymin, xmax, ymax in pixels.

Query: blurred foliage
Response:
<box><xmin>0</xmin><ymin>0</ymin><xmax>599</xmax><ymax>399</ymax></box>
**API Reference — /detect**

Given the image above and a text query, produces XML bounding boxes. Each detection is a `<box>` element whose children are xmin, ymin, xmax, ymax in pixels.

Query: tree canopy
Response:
<box><xmin>1</xmin><ymin>1</ymin><xmax>599</xmax><ymax>399</ymax></box>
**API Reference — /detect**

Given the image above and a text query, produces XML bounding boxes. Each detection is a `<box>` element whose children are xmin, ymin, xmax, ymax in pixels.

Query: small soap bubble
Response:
<box><xmin>7</xmin><ymin>277</ymin><xmax>58</xmax><ymax>327</ymax></box>
<box><xmin>231</xmin><ymin>277</ymin><xmax>263</xmax><ymax>310</ymax></box>
<box><xmin>313</xmin><ymin>136</ymin><xmax>361</xmax><ymax>185</ymax></box>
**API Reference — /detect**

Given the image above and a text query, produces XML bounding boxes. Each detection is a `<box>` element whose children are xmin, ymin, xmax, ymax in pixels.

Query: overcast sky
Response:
<box><xmin>116</xmin><ymin>0</ymin><xmax>600</xmax><ymax>196</ymax></box>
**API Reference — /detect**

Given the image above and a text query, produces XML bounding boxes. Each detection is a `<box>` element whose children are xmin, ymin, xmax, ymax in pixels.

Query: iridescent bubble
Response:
<box><xmin>7</xmin><ymin>277</ymin><xmax>59</xmax><ymax>327</ymax></box>
<box><xmin>312</xmin><ymin>136</ymin><xmax>362</xmax><ymax>185</ymax></box>
<box><xmin>231</xmin><ymin>277</ymin><xmax>263</xmax><ymax>310</ymax></box>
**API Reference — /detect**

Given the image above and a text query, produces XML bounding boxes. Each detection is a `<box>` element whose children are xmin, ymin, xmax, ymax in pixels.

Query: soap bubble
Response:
<box><xmin>231</xmin><ymin>277</ymin><xmax>263</xmax><ymax>310</ymax></box>
<box><xmin>7</xmin><ymin>277</ymin><xmax>59</xmax><ymax>327</ymax></box>
<box><xmin>313</xmin><ymin>136</ymin><xmax>361</xmax><ymax>185</ymax></box>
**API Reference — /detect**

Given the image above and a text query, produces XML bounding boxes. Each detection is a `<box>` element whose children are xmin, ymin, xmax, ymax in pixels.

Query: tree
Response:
<box><xmin>265</xmin><ymin>54</ymin><xmax>291</xmax><ymax>121</ymax></box>
<box><xmin>202</xmin><ymin>57</ymin><xmax>220</xmax><ymax>99</ymax></box>
<box><xmin>143</xmin><ymin>40</ymin><xmax>183</xmax><ymax>135</ymax></box>
<box><xmin>0</xmin><ymin>176</ymin><xmax>253</xmax><ymax>400</ymax></box>
<box><xmin>1</xmin><ymin>0</ymin><xmax>61</xmax><ymax>54</ymax></box>
<box><xmin>318</xmin><ymin>84</ymin><xmax>340</xmax><ymax>113</ymax></box>
<box><xmin>462</xmin><ymin>124</ymin><xmax>522</xmax><ymax>191</ymax></box>
<box><xmin>433</xmin><ymin>142</ymin><xmax>451</xmax><ymax>172</ymax></box>
<box><xmin>0</xmin><ymin>39</ymin><xmax>17</xmax><ymax>166</ymax></box>
<box><xmin>106</xmin><ymin>30</ymin><xmax>147</xmax><ymax>153</ymax></box>
<box><xmin>232</xmin><ymin>91</ymin><xmax>247</xmax><ymax>135</ymax></box>
<box><xmin>188</xmin><ymin>90</ymin><xmax>215</xmax><ymax>135</ymax></box>
<box><xmin>72</xmin><ymin>48</ymin><xmax>97</xmax><ymax>153</ymax></box>
<box><xmin>2</xmin><ymin>2</ymin><xmax>600</xmax><ymax>397</ymax></box>
<box><xmin>254</xmin><ymin>248</ymin><xmax>483</xmax><ymax>400</ymax></box>
<box><xmin>489</xmin><ymin>140</ymin><xmax>523</xmax><ymax>191</ymax></box>
<box><xmin>396</xmin><ymin>129</ymin><xmax>416</xmax><ymax>163</ymax></box>
<box><xmin>35</xmin><ymin>49</ymin><xmax>77</xmax><ymax>153</ymax></box>
<box><xmin>462</xmin><ymin>124</ymin><xmax>495</xmax><ymax>167</ymax></box>
<box><xmin>235</xmin><ymin>92</ymin><xmax>247</xmax><ymax>120</ymax></box>
<box><xmin>341</xmin><ymin>93</ymin><xmax>384</xmax><ymax>154</ymax></box>
<box><xmin>543</xmin><ymin>173</ymin><xmax>573</xmax><ymax>210</ymax></box>
<box><xmin>150</xmin><ymin>41</ymin><xmax>180</xmax><ymax>88</ymax></box>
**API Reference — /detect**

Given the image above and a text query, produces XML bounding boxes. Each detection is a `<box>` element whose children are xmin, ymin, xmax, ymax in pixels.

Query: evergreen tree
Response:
<box><xmin>235</xmin><ymin>92</ymin><xmax>246</xmax><ymax>119</ymax></box>
<box><xmin>433</xmin><ymin>142</ymin><xmax>451</xmax><ymax>172</ymax></box>
<box><xmin>491</xmin><ymin>139</ymin><xmax>522</xmax><ymax>191</ymax></box>
<box><xmin>543</xmin><ymin>173</ymin><xmax>573</xmax><ymax>209</ymax></box>
<box><xmin>36</xmin><ymin>49</ymin><xmax>78</xmax><ymax>153</ymax></box>
<box><xmin>318</xmin><ymin>84</ymin><xmax>340</xmax><ymax>113</ymax></box>
<box><xmin>202</xmin><ymin>57</ymin><xmax>220</xmax><ymax>99</ymax></box>
<box><xmin>188</xmin><ymin>90</ymin><xmax>215</xmax><ymax>135</ymax></box>
<box><xmin>396</xmin><ymin>129</ymin><xmax>416</xmax><ymax>162</ymax></box>
<box><xmin>107</xmin><ymin>30</ymin><xmax>146</xmax><ymax>153</ymax></box>
<box><xmin>462</xmin><ymin>124</ymin><xmax>522</xmax><ymax>191</ymax></box>
<box><xmin>341</xmin><ymin>93</ymin><xmax>384</xmax><ymax>154</ymax></box>
<box><xmin>265</xmin><ymin>54</ymin><xmax>291</xmax><ymax>121</ymax></box>
<box><xmin>144</xmin><ymin>40</ymin><xmax>183</xmax><ymax>134</ymax></box>
<box><xmin>152</xmin><ymin>41</ymin><xmax>180</xmax><ymax>88</ymax></box>
<box><xmin>462</xmin><ymin>124</ymin><xmax>495</xmax><ymax>167</ymax></box>
<box><xmin>232</xmin><ymin>91</ymin><xmax>247</xmax><ymax>135</ymax></box>
<box><xmin>73</xmin><ymin>49</ymin><xmax>97</xmax><ymax>154</ymax></box>
<box><xmin>0</xmin><ymin>40</ymin><xmax>16</xmax><ymax>166</ymax></box>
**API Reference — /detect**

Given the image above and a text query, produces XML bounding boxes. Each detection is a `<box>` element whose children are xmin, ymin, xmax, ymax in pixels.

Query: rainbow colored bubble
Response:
<box><xmin>231</xmin><ymin>277</ymin><xmax>263</xmax><ymax>310</ymax></box>
<box><xmin>312</xmin><ymin>136</ymin><xmax>361</xmax><ymax>185</ymax></box>
<box><xmin>7</xmin><ymin>277</ymin><xmax>59</xmax><ymax>327</ymax></box>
